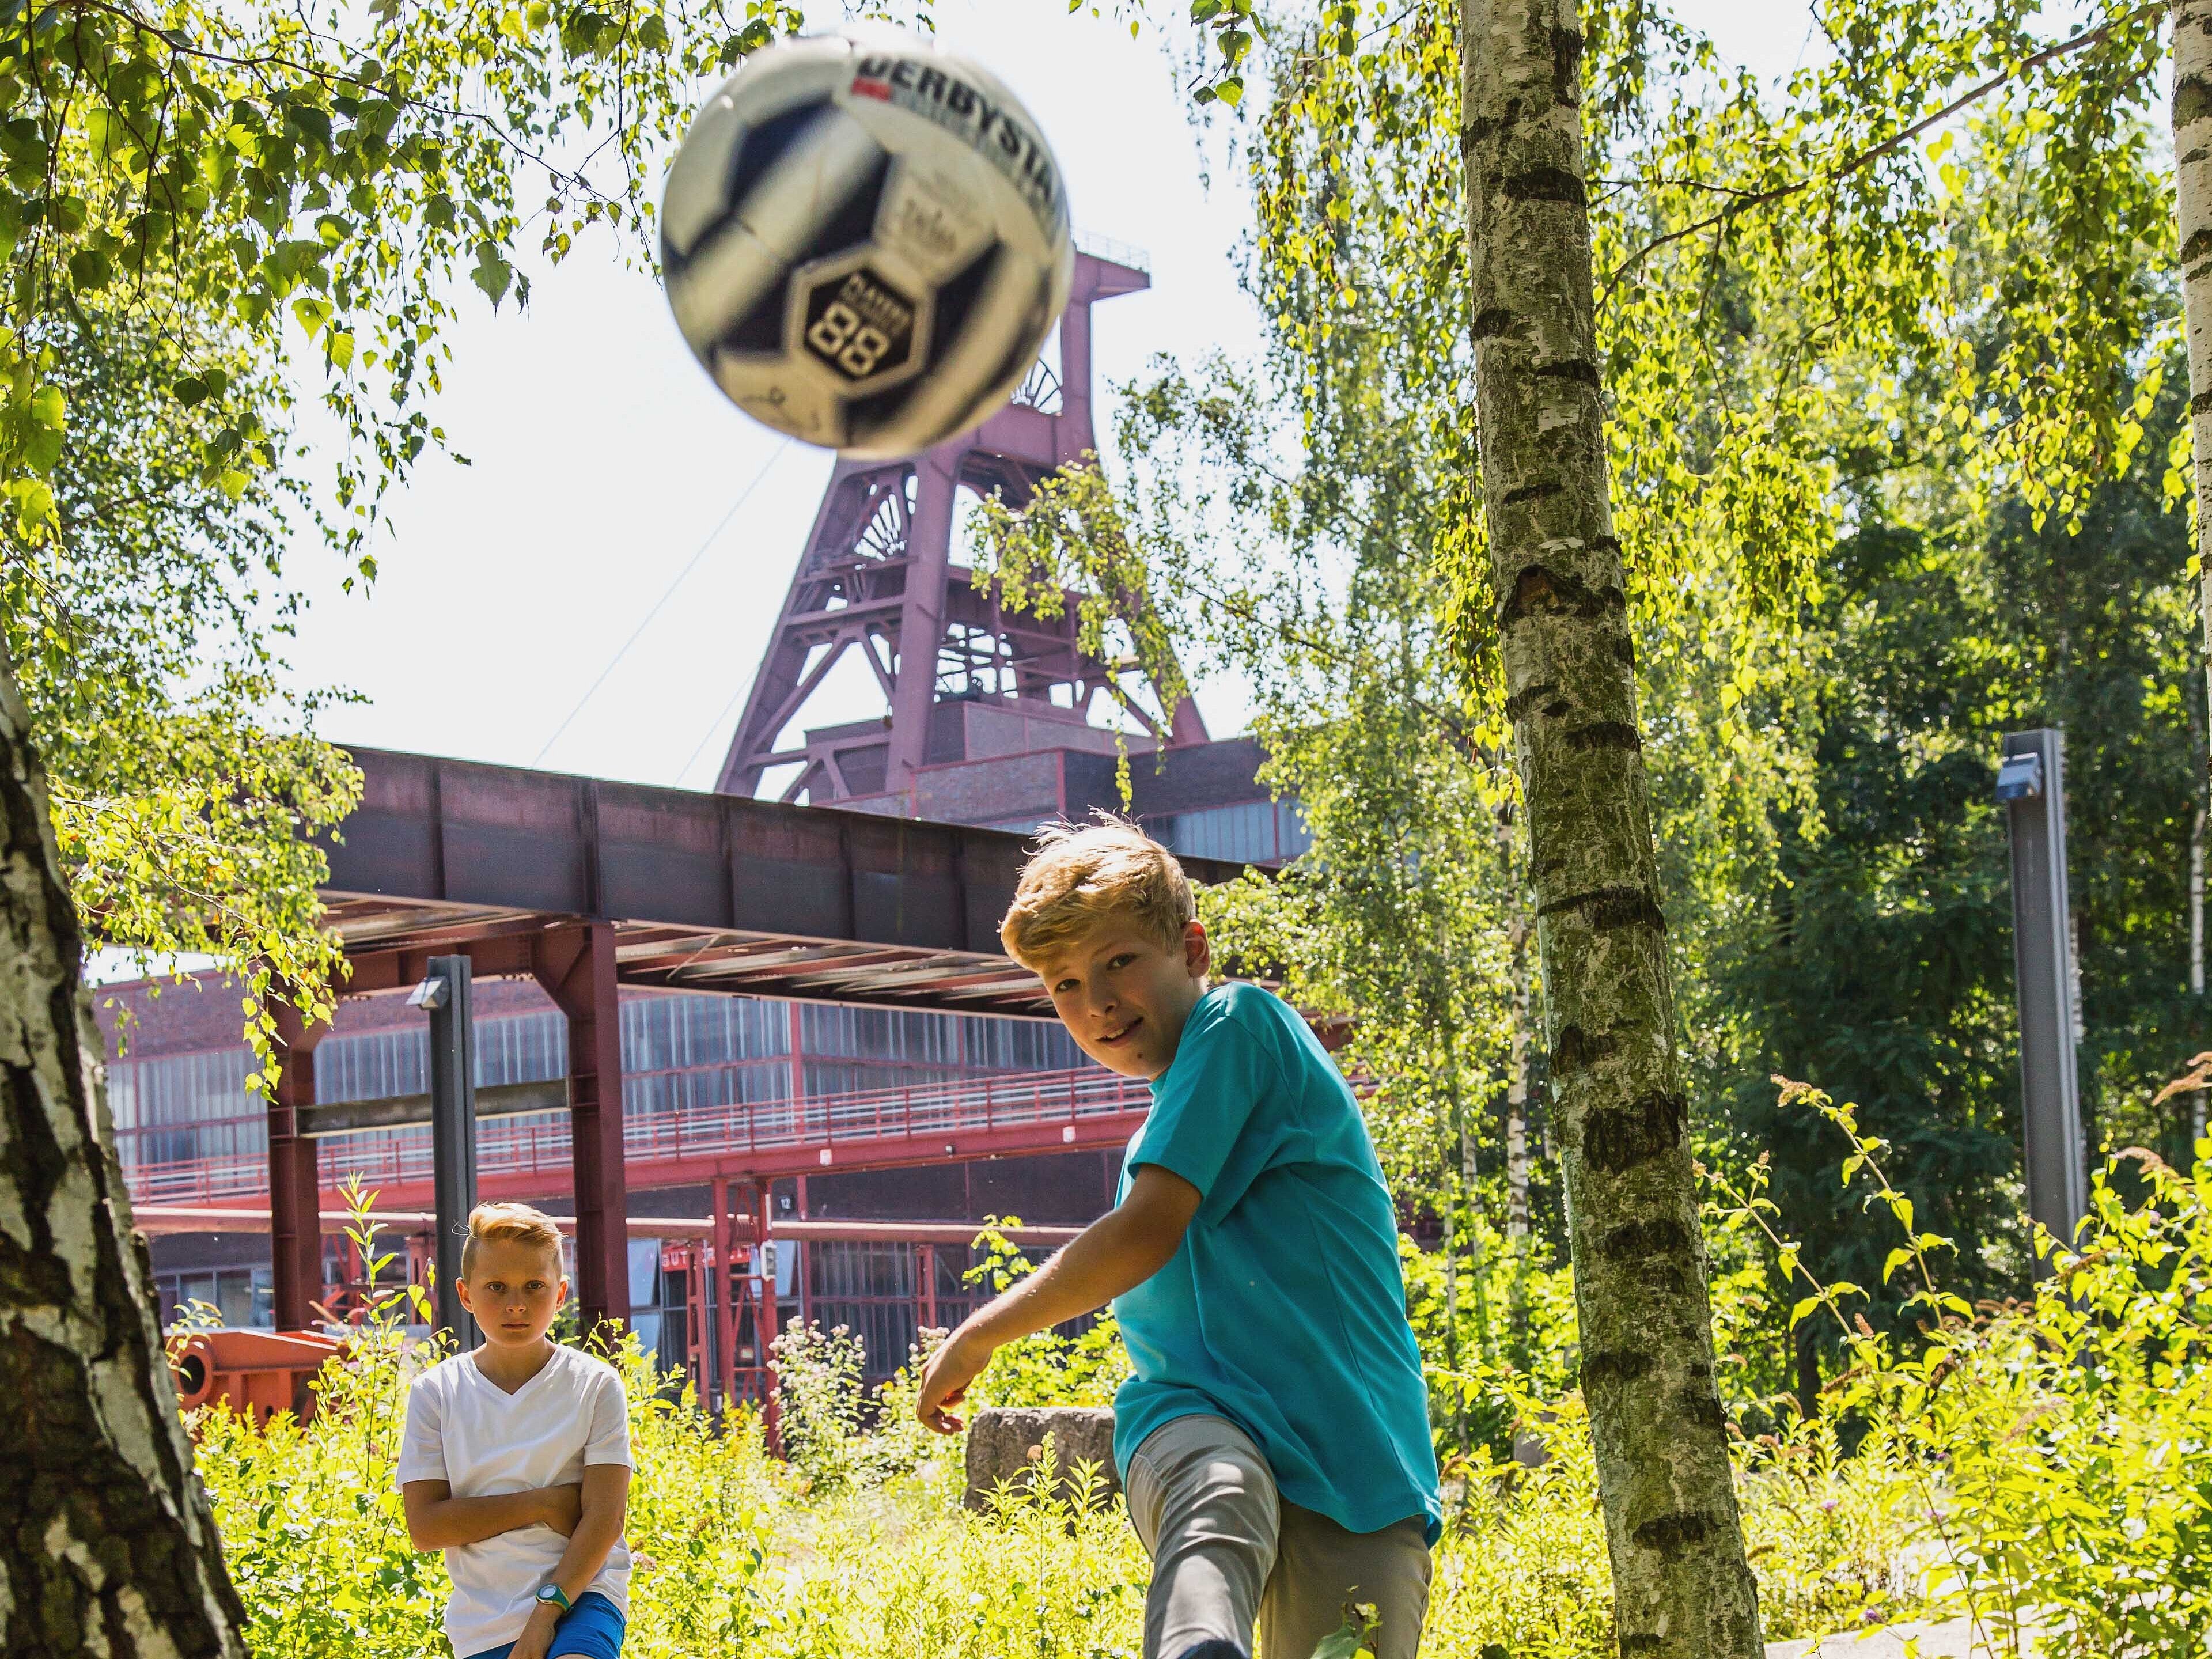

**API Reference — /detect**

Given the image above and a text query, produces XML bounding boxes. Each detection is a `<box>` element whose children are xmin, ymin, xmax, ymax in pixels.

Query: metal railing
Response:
<box><xmin>122</xmin><ymin>1066</ymin><xmax>1151</xmax><ymax>1209</ymax></box>
<box><xmin>1071</xmin><ymin>228</ymin><xmax>1152</xmax><ymax>274</ymax></box>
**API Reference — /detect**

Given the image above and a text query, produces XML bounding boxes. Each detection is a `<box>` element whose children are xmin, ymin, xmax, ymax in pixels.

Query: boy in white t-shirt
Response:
<box><xmin>399</xmin><ymin>1203</ymin><xmax>634</xmax><ymax>1659</ymax></box>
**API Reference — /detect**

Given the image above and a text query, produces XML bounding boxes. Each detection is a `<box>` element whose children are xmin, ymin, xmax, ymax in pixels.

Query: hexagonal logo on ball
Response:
<box><xmin>791</xmin><ymin>253</ymin><xmax>930</xmax><ymax>397</ymax></box>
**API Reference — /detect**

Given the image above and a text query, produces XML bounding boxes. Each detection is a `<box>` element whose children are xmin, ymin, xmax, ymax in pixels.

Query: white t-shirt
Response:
<box><xmin>396</xmin><ymin>1343</ymin><xmax>634</xmax><ymax>1659</ymax></box>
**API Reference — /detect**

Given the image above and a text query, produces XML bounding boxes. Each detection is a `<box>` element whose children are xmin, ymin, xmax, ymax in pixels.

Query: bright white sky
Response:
<box><xmin>283</xmin><ymin>1</ymin><xmax>1824</xmax><ymax>792</ymax></box>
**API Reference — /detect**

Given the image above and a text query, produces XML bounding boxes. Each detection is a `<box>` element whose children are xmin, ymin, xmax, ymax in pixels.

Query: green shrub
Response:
<box><xmin>1715</xmin><ymin>1083</ymin><xmax>2212</xmax><ymax>1656</ymax></box>
<box><xmin>185</xmin><ymin>1136</ymin><xmax>2212</xmax><ymax>1658</ymax></box>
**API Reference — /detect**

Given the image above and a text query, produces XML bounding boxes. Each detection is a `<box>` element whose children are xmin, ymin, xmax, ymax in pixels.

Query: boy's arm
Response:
<box><xmin>506</xmin><ymin>1464</ymin><xmax>631</xmax><ymax>1659</ymax></box>
<box><xmin>400</xmin><ymin>1481</ymin><xmax>583</xmax><ymax>1550</ymax></box>
<box><xmin>915</xmin><ymin>1164</ymin><xmax>1201</xmax><ymax>1433</ymax></box>
<box><xmin>544</xmin><ymin>1462</ymin><xmax>630</xmax><ymax>1601</ymax></box>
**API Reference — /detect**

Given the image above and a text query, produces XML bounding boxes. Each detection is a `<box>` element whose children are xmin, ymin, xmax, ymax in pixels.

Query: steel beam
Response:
<box><xmin>298</xmin><ymin>1077</ymin><xmax>568</xmax><ymax>1138</ymax></box>
<box><xmin>414</xmin><ymin>955</ymin><xmax>479</xmax><ymax>1344</ymax></box>
<box><xmin>534</xmin><ymin>925</ymin><xmax>630</xmax><ymax>1336</ymax></box>
<box><xmin>755</xmin><ymin>1178</ymin><xmax>781</xmax><ymax>1449</ymax></box>
<box><xmin>710</xmin><ymin>1175</ymin><xmax>735</xmax><ymax>1414</ymax></box>
<box><xmin>287</xmin><ymin>1108</ymin><xmax>1152</xmax><ymax>1218</ymax></box>
<box><xmin>266</xmin><ymin>999</ymin><xmax>327</xmax><ymax>1330</ymax></box>
<box><xmin>319</xmin><ymin>748</ymin><xmax>1248</xmax><ymax>1017</ymax></box>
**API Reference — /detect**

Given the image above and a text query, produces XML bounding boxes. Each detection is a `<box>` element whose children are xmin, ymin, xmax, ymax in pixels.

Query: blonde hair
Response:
<box><xmin>460</xmin><ymin>1202</ymin><xmax>564</xmax><ymax>1278</ymax></box>
<box><xmin>1000</xmin><ymin>815</ymin><xmax>1196</xmax><ymax>968</ymax></box>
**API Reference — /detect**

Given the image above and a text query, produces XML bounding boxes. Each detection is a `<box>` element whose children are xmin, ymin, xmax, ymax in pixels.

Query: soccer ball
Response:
<box><xmin>660</xmin><ymin>29</ymin><xmax>1075</xmax><ymax>459</ymax></box>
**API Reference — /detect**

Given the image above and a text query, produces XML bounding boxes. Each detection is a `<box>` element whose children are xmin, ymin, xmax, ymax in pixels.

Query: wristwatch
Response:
<box><xmin>536</xmin><ymin>1584</ymin><xmax>572</xmax><ymax>1614</ymax></box>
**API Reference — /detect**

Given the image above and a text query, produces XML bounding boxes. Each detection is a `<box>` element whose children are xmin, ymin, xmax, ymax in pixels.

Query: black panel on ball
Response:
<box><xmin>841</xmin><ymin>241</ymin><xmax>1002</xmax><ymax>444</ymax></box>
<box><xmin>726</xmin><ymin>101</ymin><xmax>831</xmax><ymax>219</ymax></box>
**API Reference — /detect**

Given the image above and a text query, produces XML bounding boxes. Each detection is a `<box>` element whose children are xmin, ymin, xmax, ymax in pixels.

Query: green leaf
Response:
<box><xmin>283</xmin><ymin>100</ymin><xmax>334</xmax><ymax>149</ymax></box>
<box><xmin>292</xmin><ymin>296</ymin><xmax>332</xmax><ymax>339</ymax></box>
<box><xmin>12</xmin><ymin>476</ymin><xmax>54</xmax><ymax>535</ymax></box>
<box><xmin>470</xmin><ymin>244</ymin><xmax>514</xmax><ymax>308</ymax></box>
<box><xmin>67</xmin><ymin>247</ymin><xmax>112</xmax><ymax>290</ymax></box>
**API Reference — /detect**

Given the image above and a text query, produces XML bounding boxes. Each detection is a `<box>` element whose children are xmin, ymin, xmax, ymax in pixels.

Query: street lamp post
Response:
<box><xmin>410</xmin><ymin>955</ymin><xmax>479</xmax><ymax>1343</ymax></box>
<box><xmin>1996</xmin><ymin>729</ymin><xmax>2087</xmax><ymax>1270</ymax></box>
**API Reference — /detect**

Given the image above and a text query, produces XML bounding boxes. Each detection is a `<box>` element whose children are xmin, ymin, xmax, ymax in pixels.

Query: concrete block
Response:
<box><xmin>963</xmin><ymin>1406</ymin><xmax>1120</xmax><ymax>1512</ymax></box>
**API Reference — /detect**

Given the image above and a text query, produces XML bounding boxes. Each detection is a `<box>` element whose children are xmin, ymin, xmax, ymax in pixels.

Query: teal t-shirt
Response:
<box><xmin>1111</xmin><ymin>982</ymin><xmax>1441</xmax><ymax>1544</ymax></box>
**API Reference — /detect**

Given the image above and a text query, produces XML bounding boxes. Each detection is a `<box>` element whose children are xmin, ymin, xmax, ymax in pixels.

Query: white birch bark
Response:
<box><xmin>2180</xmin><ymin>2</ymin><xmax>2212</xmax><ymax>759</ymax></box>
<box><xmin>1460</xmin><ymin>2</ymin><xmax>1763</xmax><ymax>1652</ymax></box>
<box><xmin>0</xmin><ymin>646</ymin><xmax>246</xmax><ymax>1658</ymax></box>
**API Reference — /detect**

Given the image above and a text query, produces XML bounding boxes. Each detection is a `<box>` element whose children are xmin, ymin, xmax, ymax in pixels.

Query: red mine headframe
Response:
<box><xmin>715</xmin><ymin>240</ymin><xmax>1209</xmax><ymax>806</ymax></box>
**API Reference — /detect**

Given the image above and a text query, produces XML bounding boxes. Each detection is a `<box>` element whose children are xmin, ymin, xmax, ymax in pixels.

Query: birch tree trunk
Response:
<box><xmin>1460</xmin><ymin>4</ymin><xmax>1763</xmax><ymax>1654</ymax></box>
<box><xmin>2181</xmin><ymin>3</ymin><xmax>2212</xmax><ymax>770</ymax></box>
<box><xmin>0</xmin><ymin>647</ymin><xmax>246</xmax><ymax>1658</ymax></box>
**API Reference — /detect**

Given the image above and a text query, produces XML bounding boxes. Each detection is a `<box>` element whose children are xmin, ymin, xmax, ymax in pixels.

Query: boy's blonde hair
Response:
<box><xmin>460</xmin><ymin>1202</ymin><xmax>565</xmax><ymax>1278</ymax></box>
<box><xmin>1000</xmin><ymin>815</ymin><xmax>1196</xmax><ymax>968</ymax></box>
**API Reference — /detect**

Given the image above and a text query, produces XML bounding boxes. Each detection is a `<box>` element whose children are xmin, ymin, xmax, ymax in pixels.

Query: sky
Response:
<box><xmin>282</xmin><ymin>0</ymin><xmax>1827</xmax><ymax>794</ymax></box>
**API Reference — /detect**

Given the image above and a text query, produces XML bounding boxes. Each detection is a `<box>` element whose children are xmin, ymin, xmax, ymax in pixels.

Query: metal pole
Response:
<box><xmin>1997</xmin><ymin>730</ymin><xmax>2088</xmax><ymax>1268</ymax></box>
<box><xmin>412</xmin><ymin>955</ymin><xmax>479</xmax><ymax>1345</ymax></box>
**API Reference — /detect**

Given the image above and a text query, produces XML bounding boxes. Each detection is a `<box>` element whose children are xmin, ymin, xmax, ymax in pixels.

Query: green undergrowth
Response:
<box><xmin>186</xmin><ymin>1127</ymin><xmax>2211</xmax><ymax>1657</ymax></box>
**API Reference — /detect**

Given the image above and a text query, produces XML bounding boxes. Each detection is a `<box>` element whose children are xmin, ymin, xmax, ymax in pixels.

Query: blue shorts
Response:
<box><xmin>465</xmin><ymin>1591</ymin><xmax>626</xmax><ymax>1659</ymax></box>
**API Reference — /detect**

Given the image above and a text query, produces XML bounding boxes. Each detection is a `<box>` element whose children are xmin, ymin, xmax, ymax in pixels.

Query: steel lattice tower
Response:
<box><xmin>715</xmin><ymin>244</ymin><xmax>1209</xmax><ymax>804</ymax></box>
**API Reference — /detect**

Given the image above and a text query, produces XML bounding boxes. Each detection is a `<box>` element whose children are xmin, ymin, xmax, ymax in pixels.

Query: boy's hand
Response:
<box><xmin>915</xmin><ymin>1327</ymin><xmax>991</xmax><ymax>1434</ymax></box>
<box><xmin>507</xmin><ymin>1600</ymin><xmax>560</xmax><ymax>1659</ymax></box>
<box><xmin>538</xmin><ymin>1483</ymin><xmax>584</xmax><ymax>1537</ymax></box>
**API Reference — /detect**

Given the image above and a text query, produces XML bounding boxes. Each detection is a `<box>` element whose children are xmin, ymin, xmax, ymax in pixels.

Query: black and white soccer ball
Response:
<box><xmin>660</xmin><ymin>29</ymin><xmax>1075</xmax><ymax>459</ymax></box>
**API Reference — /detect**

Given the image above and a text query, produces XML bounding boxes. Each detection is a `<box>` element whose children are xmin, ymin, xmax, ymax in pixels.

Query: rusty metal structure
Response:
<box><xmin>125</xmin><ymin>241</ymin><xmax>1313</xmax><ymax>1404</ymax></box>
<box><xmin>717</xmin><ymin>242</ymin><xmax>1208</xmax><ymax>809</ymax></box>
<box><xmin>249</xmin><ymin>748</ymin><xmax>1235</xmax><ymax>1334</ymax></box>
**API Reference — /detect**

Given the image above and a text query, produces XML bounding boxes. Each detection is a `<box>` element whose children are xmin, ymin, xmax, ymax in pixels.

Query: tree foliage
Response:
<box><xmin>978</xmin><ymin>1</ymin><xmax>2200</xmax><ymax>1419</ymax></box>
<box><xmin>3</xmin><ymin>0</ymin><xmax>798</xmax><ymax>1055</ymax></box>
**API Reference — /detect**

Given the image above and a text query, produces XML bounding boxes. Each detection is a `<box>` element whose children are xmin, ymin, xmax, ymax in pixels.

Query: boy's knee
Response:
<box><xmin>1130</xmin><ymin>1418</ymin><xmax>1279</xmax><ymax>1556</ymax></box>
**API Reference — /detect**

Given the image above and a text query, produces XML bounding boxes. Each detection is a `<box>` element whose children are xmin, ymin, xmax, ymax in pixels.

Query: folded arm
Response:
<box><xmin>915</xmin><ymin>1163</ymin><xmax>1200</xmax><ymax>1432</ymax></box>
<box><xmin>542</xmin><ymin>1463</ymin><xmax>630</xmax><ymax>1605</ymax></box>
<box><xmin>401</xmin><ymin>1480</ymin><xmax>581</xmax><ymax>1550</ymax></box>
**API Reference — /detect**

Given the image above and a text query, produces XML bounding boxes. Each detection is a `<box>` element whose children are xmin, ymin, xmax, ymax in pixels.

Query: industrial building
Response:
<box><xmin>117</xmin><ymin>241</ymin><xmax>1303</xmax><ymax>1400</ymax></box>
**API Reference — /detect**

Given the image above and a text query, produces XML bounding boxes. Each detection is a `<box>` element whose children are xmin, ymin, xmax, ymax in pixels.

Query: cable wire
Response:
<box><xmin>532</xmin><ymin>437</ymin><xmax>793</xmax><ymax>766</ymax></box>
<box><xmin>672</xmin><ymin>674</ymin><xmax>761</xmax><ymax>791</ymax></box>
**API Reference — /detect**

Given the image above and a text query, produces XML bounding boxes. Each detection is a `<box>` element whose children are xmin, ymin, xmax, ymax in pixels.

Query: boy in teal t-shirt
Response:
<box><xmin>916</xmin><ymin>821</ymin><xmax>1440</xmax><ymax>1659</ymax></box>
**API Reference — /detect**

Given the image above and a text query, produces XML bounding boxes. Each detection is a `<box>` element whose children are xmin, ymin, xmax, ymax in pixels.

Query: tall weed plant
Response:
<box><xmin>1714</xmin><ymin>1080</ymin><xmax>2212</xmax><ymax>1656</ymax></box>
<box><xmin>184</xmin><ymin>1128</ymin><xmax>2211</xmax><ymax>1657</ymax></box>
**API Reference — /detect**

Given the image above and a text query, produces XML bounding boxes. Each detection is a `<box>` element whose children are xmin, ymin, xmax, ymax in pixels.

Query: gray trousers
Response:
<box><xmin>1124</xmin><ymin>1414</ymin><xmax>1433</xmax><ymax>1659</ymax></box>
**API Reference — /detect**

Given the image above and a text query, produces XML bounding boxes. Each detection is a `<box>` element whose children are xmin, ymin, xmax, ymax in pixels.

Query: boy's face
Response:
<box><xmin>456</xmin><ymin>1237</ymin><xmax>567</xmax><ymax>1349</ymax></box>
<box><xmin>1034</xmin><ymin>919</ymin><xmax>1210</xmax><ymax>1081</ymax></box>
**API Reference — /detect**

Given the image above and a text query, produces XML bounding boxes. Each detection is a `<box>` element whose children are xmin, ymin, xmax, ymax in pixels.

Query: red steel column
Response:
<box><xmin>534</xmin><ymin>925</ymin><xmax>630</xmax><ymax>1338</ymax></box>
<box><xmin>756</xmin><ymin>1179</ymin><xmax>782</xmax><ymax>1452</ymax></box>
<box><xmin>267</xmin><ymin>998</ymin><xmax>328</xmax><ymax>1331</ymax></box>
<box><xmin>882</xmin><ymin>452</ymin><xmax>959</xmax><ymax>796</ymax></box>
<box><xmin>786</xmin><ymin>1001</ymin><xmax>805</xmax><ymax>1103</ymax></box>
<box><xmin>711</xmin><ymin>1175</ymin><xmax>735</xmax><ymax>1414</ymax></box>
<box><xmin>794</xmin><ymin>1174</ymin><xmax>812</xmax><ymax>1330</ymax></box>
